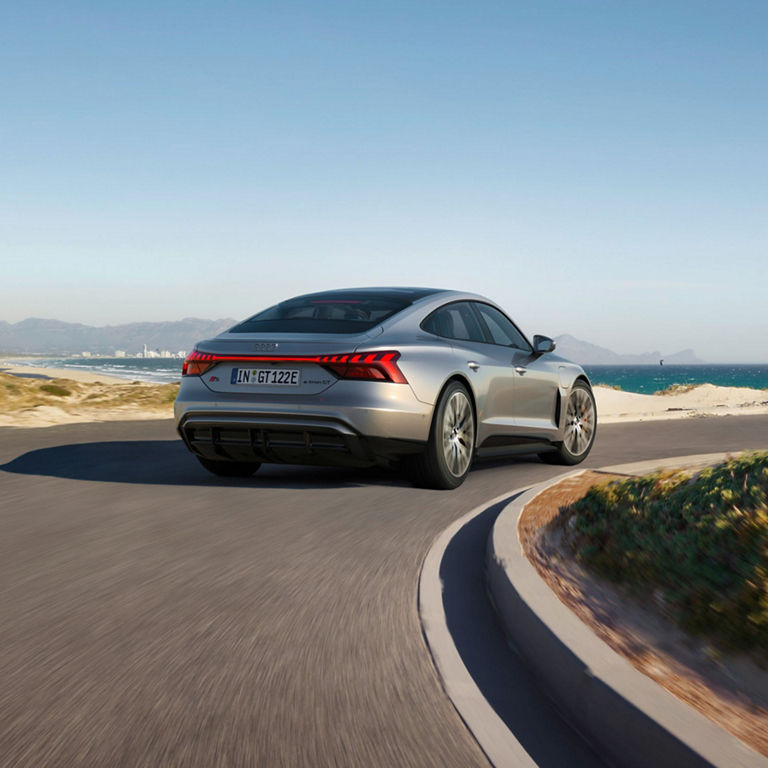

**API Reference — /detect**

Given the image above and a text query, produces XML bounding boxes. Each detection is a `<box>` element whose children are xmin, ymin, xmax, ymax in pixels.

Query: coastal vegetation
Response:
<box><xmin>566</xmin><ymin>452</ymin><xmax>768</xmax><ymax>655</ymax></box>
<box><xmin>0</xmin><ymin>372</ymin><xmax>178</xmax><ymax>417</ymax></box>
<box><xmin>39</xmin><ymin>383</ymin><xmax>72</xmax><ymax>397</ymax></box>
<box><xmin>654</xmin><ymin>383</ymin><xmax>697</xmax><ymax>395</ymax></box>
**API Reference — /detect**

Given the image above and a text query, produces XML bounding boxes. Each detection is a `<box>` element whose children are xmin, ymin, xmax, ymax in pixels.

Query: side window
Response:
<box><xmin>473</xmin><ymin>303</ymin><xmax>531</xmax><ymax>350</ymax></box>
<box><xmin>422</xmin><ymin>302</ymin><xmax>485</xmax><ymax>343</ymax></box>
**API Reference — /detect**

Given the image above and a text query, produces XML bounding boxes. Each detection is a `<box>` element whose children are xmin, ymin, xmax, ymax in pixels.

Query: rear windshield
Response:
<box><xmin>230</xmin><ymin>289</ymin><xmax>437</xmax><ymax>334</ymax></box>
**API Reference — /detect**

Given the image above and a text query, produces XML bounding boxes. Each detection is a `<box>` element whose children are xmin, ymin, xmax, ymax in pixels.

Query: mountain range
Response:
<box><xmin>0</xmin><ymin>318</ymin><xmax>237</xmax><ymax>356</ymax></box>
<box><xmin>552</xmin><ymin>334</ymin><xmax>703</xmax><ymax>365</ymax></box>
<box><xmin>0</xmin><ymin>318</ymin><xmax>704</xmax><ymax>364</ymax></box>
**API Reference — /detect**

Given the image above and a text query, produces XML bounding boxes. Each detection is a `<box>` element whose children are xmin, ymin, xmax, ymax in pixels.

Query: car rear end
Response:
<box><xmin>175</xmin><ymin>289</ymin><xmax>438</xmax><ymax>468</ymax></box>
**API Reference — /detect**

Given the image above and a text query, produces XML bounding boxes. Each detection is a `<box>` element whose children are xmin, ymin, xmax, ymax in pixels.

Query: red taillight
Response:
<box><xmin>182</xmin><ymin>350</ymin><xmax>216</xmax><ymax>376</ymax></box>
<box><xmin>320</xmin><ymin>351</ymin><xmax>407</xmax><ymax>383</ymax></box>
<box><xmin>181</xmin><ymin>349</ymin><xmax>407</xmax><ymax>383</ymax></box>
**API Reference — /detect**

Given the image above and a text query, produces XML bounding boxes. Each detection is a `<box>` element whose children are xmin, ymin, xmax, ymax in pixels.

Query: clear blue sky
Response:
<box><xmin>2</xmin><ymin>1</ymin><xmax>766</xmax><ymax>361</ymax></box>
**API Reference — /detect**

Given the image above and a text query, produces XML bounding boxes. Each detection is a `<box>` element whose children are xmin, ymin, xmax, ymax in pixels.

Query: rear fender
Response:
<box><xmin>392</xmin><ymin>340</ymin><xmax>462</xmax><ymax>406</ymax></box>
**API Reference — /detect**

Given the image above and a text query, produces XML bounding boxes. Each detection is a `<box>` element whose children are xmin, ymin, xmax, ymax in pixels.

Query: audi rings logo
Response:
<box><xmin>252</xmin><ymin>342</ymin><xmax>279</xmax><ymax>352</ymax></box>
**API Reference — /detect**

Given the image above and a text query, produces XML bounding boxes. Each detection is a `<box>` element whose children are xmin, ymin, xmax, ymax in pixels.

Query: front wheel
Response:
<box><xmin>539</xmin><ymin>381</ymin><xmax>597</xmax><ymax>465</ymax></box>
<box><xmin>196</xmin><ymin>456</ymin><xmax>261</xmax><ymax>477</ymax></box>
<box><xmin>407</xmin><ymin>381</ymin><xmax>475</xmax><ymax>490</ymax></box>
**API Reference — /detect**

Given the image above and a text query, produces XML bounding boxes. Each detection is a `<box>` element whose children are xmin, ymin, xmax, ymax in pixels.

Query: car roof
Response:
<box><xmin>284</xmin><ymin>287</ymin><xmax>448</xmax><ymax>300</ymax></box>
<box><xmin>282</xmin><ymin>287</ymin><xmax>503</xmax><ymax>305</ymax></box>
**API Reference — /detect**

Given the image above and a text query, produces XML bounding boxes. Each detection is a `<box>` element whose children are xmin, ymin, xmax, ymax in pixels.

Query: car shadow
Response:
<box><xmin>438</xmin><ymin>498</ymin><xmax>606</xmax><ymax>767</ymax></box>
<box><xmin>0</xmin><ymin>440</ymin><xmax>413</xmax><ymax>489</ymax></box>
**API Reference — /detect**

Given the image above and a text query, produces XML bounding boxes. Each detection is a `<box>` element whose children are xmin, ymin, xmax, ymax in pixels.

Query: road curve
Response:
<box><xmin>1</xmin><ymin>415</ymin><xmax>767</xmax><ymax>767</ymax></box>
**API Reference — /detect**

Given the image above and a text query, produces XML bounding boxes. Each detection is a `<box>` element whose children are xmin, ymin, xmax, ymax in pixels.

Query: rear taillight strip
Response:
<box><xmin>182</xmin><ymin>349</ymin><xmax>407</xmax><ymax>383</ymax></box>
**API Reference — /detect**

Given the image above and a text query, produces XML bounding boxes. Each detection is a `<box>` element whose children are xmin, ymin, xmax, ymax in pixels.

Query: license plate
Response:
<box><xmin>231</xmin><ymin>367</ymin><xmax>300</xmax><ymax>386</ymax></box>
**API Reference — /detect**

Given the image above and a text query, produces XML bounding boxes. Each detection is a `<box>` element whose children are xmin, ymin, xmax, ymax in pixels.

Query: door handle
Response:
<box><xmin>467</xmin><ymin>361</ymin><xmax>479</xmax><ymax>371</ymax></box>
<box><xmin>515</xmin><ymin>366</ymin><xmax>527</xmax><ymax>374</ymax></box>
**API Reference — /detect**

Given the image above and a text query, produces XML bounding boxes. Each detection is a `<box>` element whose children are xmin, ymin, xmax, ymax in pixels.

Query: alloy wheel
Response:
<box><xmin>564</xmin><ymin>387</ymin><xmax>595</xmax><ymax>457</ymax></box>
<box><xmin>441</xmin><ymin>390</ymin><xmax>474</xmax><ymax>477</ymax></box>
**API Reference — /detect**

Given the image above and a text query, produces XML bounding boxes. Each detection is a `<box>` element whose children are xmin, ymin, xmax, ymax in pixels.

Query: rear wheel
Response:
<box><xmin>196</xmin><ymin>456</ymin><xmax>261</xmax><ymax>477</ymax></box>
<box><xmin>539</xmin><ymin>381</ymin><xmax>596</xmax><ymax>465</ymax></box>
<box><xmin>407</xmin><ymin>381</ymin><xmax>475</xmax><ymax>490</ymax></box>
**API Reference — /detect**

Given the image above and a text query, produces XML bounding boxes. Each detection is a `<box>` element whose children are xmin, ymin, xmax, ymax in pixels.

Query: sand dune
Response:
<box><xmin>1</xmin><ymin>367</ymin><xmax>766</xmax><ymax>428</ymax></box>
<box><xmin>595</xmin><ymin>383</ymin><xmax>768</xmax><ymax>423</ymax></box>
<box><xmin>0</xmin><ymin>370</ymin><xmax>177</xmax><ymax>428</ymax></box>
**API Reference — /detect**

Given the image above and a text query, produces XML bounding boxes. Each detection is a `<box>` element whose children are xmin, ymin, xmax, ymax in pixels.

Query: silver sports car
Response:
<box><xmin>175</xmin><ymin>287</ymin><xmax>596</xmax><ymax>489</ymax></box>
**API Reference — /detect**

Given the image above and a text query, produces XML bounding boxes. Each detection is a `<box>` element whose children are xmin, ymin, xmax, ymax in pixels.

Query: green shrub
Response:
<box><xmin>568</xmin><ymin>452</ymin><xmax>768</xmax><ymax>653</ymax></box>
<box><xmin>39</xmin><ymin>384</ymin><xmax>71</xmax><ymax>397</ymax></box>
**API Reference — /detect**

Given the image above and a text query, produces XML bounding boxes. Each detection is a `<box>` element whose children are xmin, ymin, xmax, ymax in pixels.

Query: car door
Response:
<box><xmin>471</xmin><ymin>302</ymin><xmax>560</xmax><ymax>437</ymax></box>
<box><xmin>420</xmin><ymin>301</ymin><xmax>518</xmax><ymax>443</ymax></box>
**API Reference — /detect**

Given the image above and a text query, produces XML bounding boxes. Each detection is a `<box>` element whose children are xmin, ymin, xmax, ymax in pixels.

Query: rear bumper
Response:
<box><xmin>178</xmin><ymin>413</ymin><xmax>424</xmax><ymax>467</ymax></box>
<box><xmin>174</xmin><ymin>377</ymin><xmax>431</xmax><ymax>467</ymax></box>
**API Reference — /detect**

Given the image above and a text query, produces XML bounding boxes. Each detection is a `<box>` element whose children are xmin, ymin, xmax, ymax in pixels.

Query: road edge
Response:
<box><xmin>486</xmin><ymin>452</ymin><xmax>768</xmax><ymax>768</ymax></box>
<box><xmin>418</xmin><ymin>487</ymin><xmax>538</xmax><ymax>768</ymax></box>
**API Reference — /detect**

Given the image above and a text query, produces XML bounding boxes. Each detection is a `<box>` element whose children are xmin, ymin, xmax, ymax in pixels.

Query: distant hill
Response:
<box><xmin>0</xmin><ymin>318</ymin><xmax>237</xmax><ymax>356</ymax></box>
<box><xmin>0</xmin><ymin>319</ymin><xmax>705</xmax><ymax>363</ymax></box>
<box><xmin>554</xmin><ymin>334</ymin><xmax>703</xmax><ymax>365</ymax></box>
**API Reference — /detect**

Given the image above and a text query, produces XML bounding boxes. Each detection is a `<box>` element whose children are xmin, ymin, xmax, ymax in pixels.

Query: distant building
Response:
<box><xmin>114</xmin><ymin>350</ymin><xmax>126</xmax><ymax>358</ymax></box>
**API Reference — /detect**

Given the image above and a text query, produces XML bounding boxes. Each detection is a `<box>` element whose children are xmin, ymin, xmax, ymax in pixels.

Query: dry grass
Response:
<box><xmin>654</xmin><ymin>383</ymin><xmax>698</xmax><ymax>395</ymax></box>
<box><xmin>0</xmin><ymin>372</ymin><xmax>178</xmax><ymax>424</ymax></box>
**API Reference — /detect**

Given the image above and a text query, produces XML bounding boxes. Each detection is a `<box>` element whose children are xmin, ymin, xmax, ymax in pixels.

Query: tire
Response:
<box><xmin>539</xmin><ymin>381</ymin><xmax>597</xmax><ymax>465</ymax></box>
<box><xmin>196</xmin><ymin>456</ymin><xmax>261</xmax><ymax>477</ymax></box>
<box><xmin>407</xmin><ymin>381</ymin><xmax>475</xmax><ymax>490</ymax></box>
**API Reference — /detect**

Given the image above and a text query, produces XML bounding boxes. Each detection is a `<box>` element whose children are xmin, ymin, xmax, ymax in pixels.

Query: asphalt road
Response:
<box><xmin>1</xmin><ymin>416</ymin><xmax>767</xmax><ymax>767</ymax></box>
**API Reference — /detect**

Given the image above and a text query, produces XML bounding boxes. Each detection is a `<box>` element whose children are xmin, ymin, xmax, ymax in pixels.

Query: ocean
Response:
<box><xmin>4</xmin><ymin>357</ymin><xmax>768</xmax><ymax>394</ymax></box>
<box><xmin>583</xmin><ymin>364</ymin><xmax>768</xmax><ymax>394</ymax></box>
<box><xmin>4</xmin><ymin>357</ymin><xmax>185</xmax><ymax>384</ymax></box>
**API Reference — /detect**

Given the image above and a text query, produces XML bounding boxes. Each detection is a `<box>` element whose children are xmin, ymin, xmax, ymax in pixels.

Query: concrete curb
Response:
<box><xmin>419</xmin><ymin>487</ymin><xmax>538</xmax><ymax>768</ymax></box>
<box><xmin>486</xmin><ymin>452</ymin><xmax>768</xmax><ymax>768</ymax></box>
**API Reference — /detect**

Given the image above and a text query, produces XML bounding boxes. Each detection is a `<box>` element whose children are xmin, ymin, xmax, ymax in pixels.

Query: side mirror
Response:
<box><xmin>533</xmin><ymin>334</ymin><xmax>556</xmax><ymax>355</ymax></box>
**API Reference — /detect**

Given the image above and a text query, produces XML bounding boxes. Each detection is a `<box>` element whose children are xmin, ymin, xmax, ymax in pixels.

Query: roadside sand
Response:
<box><xmin>0</xmin><ymin>370</ymin><xmax>177</xmax><ymax>427</ymax></box>
<box><xmin>594</xmin><ymin>383</ymin><xmax>768</xmax><ymax>423</ymax></box>
<box><xmin>0</xmin><ymin>367</ymin><xmax>766</xmax><ymax>428</ymax></box>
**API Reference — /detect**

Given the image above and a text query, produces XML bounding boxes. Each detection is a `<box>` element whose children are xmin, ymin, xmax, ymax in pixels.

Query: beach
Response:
<box><xmin>595</xmin><ymin>383</ymin><xmax>768</xmax><ymax>423</ymax></box>
<box><xmin>1</xmin><ymin>364</ymin><xmax>130</xmax><ymax>385</ymax></box>
<box><xmin>1</xmin><ymin>365</ymin><xmax>767</xmax><ymax>429</ymax></box>
<box><xmin>0</xmin><ymin>367</ymin><xmax>178</xmax><ymax>428</ymax></box>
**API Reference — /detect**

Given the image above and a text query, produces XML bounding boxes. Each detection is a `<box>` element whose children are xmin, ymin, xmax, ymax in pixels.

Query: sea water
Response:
<box><xmin>584</xmin><ymin>364</ymin><xmax>768</xmax><ymax>394</ymax></box>
<box><xmin>2</xmin><ymin>357</ymin><xmax>184</xmax><ymax>384</ymax></box>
